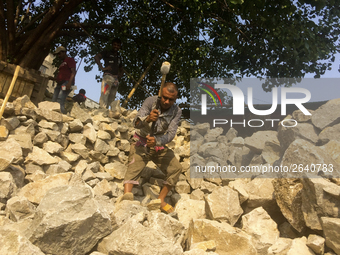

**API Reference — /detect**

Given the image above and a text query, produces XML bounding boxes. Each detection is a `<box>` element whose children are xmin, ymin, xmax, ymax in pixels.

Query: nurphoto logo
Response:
<box><xmin>192</xmin><ymin>79</ymin><xmax>312</xmax><ymax>129</ymax></box>
<box><xmin>190</xmin><ymin>78</ymin><xmax>340</xmax><ymax>180</ymax></box>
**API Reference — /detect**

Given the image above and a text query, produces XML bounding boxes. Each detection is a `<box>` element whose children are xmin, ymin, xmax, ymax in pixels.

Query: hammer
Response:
<box><xmin>148</xmin><ymin>61</ymin><xmax>171</xmax><ymax>152</ymax></box>
<box><xmin>159</xmin><ymin>61</ymin><xmax>171</xmax><ymax>96</ymax></box>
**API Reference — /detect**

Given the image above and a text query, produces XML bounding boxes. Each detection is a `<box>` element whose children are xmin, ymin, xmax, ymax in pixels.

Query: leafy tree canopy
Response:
<box><xmin>1</xmin><ymin>0</ymin><xmax>339</xmax><ymax>107</ymax></box>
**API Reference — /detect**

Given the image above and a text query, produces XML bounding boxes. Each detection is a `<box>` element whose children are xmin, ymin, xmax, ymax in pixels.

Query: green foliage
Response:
<box><xmin>1</xmin><ymin>0</ymin><xmax>339</xmax><ymax>108</ymax></box>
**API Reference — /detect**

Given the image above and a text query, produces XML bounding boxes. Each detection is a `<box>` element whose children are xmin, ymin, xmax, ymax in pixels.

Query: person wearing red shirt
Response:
<box><xmin>51</xmin><ymin>46</ymin><xmax>76</xmax><ymax>114</ymax></box>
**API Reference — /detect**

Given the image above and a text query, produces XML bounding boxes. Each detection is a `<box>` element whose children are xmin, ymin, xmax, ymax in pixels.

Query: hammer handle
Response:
<box><xmin>147</xmin><ymin>62</ymin><xmax>170</xmax><ymax>154</ymax></box>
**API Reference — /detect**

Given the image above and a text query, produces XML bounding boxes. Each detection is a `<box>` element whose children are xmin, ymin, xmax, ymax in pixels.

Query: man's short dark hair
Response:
<box><xmin>79</xmin><ymin>89</ymin><xmax>86</xmax><ymax>94</ymax></box>
<box><xmin>164</xmin><ymin>82</ymin><xmax>178</xmax><ymax>93</ymax></box>
<box><xmin>112</xmin><ymin>38</ymin><xmax>121</xmax><ymax>45</ymax></box>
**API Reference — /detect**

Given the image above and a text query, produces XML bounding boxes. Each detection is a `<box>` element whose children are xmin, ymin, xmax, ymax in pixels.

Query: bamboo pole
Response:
<box><xmin>122</xmin><ymin>52</ymin><xmax>159</xmax><ymax>108</ymax></box>
<box><xmin>0</xmin><ymin>65</ymin><xmax>21</xmax><ymax>120</ymax></box>
<box><xmin>123</xmin><ymin>69</ymin><xmax>152</xmax><ymax>97</ymax></box>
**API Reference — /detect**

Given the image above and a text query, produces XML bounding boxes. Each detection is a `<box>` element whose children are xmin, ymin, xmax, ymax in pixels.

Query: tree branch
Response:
<box><xmin>14</xmin><ymin>0</ymin><xmax>23</xmax><ymax>28</ymax></box>
<box><xmin>159</xmin><ymin>0</ymin><xmax>183</xmax><ymax>12</ymax></box>
<box><xmin>18</xmin><ymin>0</ymin><xmax>66</xmax><ymax>55</ymax></box>
<box><xmin>63</xmin><ymin>22</ymin><xmax>144</xmax><ymax>30</ymax></box>
<box><xmin>56</xmin><ymin>30</ymin><xmax>106</xmax><ymax>40</ymax></box>
<box><xmin>16</xmin><ymin>0</ymin><xmax>85</xmax><ymax>68</ymax></box>
<box><xmin>72</xmin><ymin>21</ymin><xmax>103</xmax><ymax>50</ymax></box>
<box><xmin>16</xmin><ymin>9</ymin><xmax>48</xmax><ymax>36</ymax></box>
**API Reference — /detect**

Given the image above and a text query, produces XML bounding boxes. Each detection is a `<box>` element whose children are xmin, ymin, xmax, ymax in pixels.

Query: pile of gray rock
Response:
<box><xmin>0</xmin><ymin>95</ymin><xmax>339</xmax><ymax>255</ymax></box>
<box><xmin>189</xmin><ymin>98</ymin><xmax>340</xmax><ymax>255</ymax></box>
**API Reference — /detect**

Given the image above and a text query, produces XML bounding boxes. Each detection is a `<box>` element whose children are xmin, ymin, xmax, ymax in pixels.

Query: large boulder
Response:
<box><xmin>186</xmin><ymin>219</ymin><xmax>257</xmax><ymax>255</ymax></box>
<box><xmin>272</xmin><ymin>178</ymin><xmax>305</xmax><ymax>232</ymax></box>
<box><xmin>0</xmin><ymin>228</ymin><xmax>45</xmax><ymax>255</ymax></box>
<box><xmin>244</xmin><ymin>130</ymin><xmax>278</xmax><ymax>154</ymax></box>
<box><xmin>175</xmin><ymin>197</ymin><xmax>206</xmax><ymax>228</ymax></box>
<box><xmin>311</xmin><ymin>98</ymin><xmax>340</xmax><ymax>130</ymax></box>
<box><xmin>97</xmin><ymin>212</ymin><xmax>184</xmax><ymax>255</ymax></box>
<box><xmin>321</xmin><ymin>217</ymin><xmax>340</xmax><ymax>255</ymax></box>
<box><xmin>277</xmin><ymin>122</ymin><xmax>319</xmax><ymax>153</ymax></box>
<box><xmin>280</xmin><ymin>139</ymin><xmax>340</xmax><ymax>178</ymax></box>
<box><xmin>301</xmin><ymin>177</ymin><xmax>340</xmax><ymax>230</ymax></box>
<box><xmin>24</xmin><ymin>185</ymin><xmax>112</xmax><ymax>255</ymax></box>
<box><xmin>242</xmin><ymin>207</ymin><xmax>280</xmax><ymax>254</ymax></box>
<box><xmin>204</xmin><ymin>186</ymin><xmax>243</xmax><ymax>226</ymax></box>
<box><xmin>0</xmin><ymin>172</ymin><xmax>17</xmax><ymax>203</ymax></box>
<box><xmin>17</xmin><ymin>173</ymin><xmax>73</xmax><ymax>204</ymax></box>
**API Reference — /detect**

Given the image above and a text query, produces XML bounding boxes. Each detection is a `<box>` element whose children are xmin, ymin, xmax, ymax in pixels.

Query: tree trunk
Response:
<box><xmin>18</xmin><ymin>0</ymin><xmax>85</xmax><ymax>69</ymax></box>
<box><xmin>6</xmin><ymin>0</ymin><xmax>15</xmax><ymax>58</ymax></box>
<box><xmin>0</xmin><ymin>0</ymin><xmax>8</xmax><ymax>60</ymax></box>
<box><xmin>1</xmin><ymin>0</ymin><xmax>85</xmax><ymax>70</ymax></box>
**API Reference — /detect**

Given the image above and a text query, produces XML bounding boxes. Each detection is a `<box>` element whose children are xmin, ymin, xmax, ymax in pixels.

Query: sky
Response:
<box><xmin>75</xmin><ymin>62</ymin><xmax>102</xmax><ymax>103</ymax></box>
<box><xmin>75</xmin><ymin>54</ymin><xmax>340</xmax><ymax>106</ymax></box>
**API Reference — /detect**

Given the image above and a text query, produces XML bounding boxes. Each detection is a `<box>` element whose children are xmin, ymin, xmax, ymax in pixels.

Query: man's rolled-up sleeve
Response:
<box><xmin>133</xmin><ymin>97</ymin><xmax>154</xmax><ymax>129</ymax></box>
<box><xmin>155</xmin><ymin>107</ymin><xmax>182</xmax><ymax>146</ymax></box>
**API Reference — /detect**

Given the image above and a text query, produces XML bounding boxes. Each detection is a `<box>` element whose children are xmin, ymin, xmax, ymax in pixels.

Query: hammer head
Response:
<box><xmin>160</xmin><ymin>61</ymin><xmax>171</xmax><ymax>75</ymax></box>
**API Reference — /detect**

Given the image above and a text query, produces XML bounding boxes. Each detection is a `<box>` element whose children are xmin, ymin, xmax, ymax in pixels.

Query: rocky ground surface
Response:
<box><xmin>0</xmin><ymin>95</ymin><xmax>339</xmax><ymax>255</ymax></box>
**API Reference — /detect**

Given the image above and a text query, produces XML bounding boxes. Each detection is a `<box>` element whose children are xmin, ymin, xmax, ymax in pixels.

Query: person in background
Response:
<box><xmin>94</xmin><ymin>38</ymin><xmax>124</xmax><ymax>109</ymax></box>
<box><xmin>72</xmin><ymin>88</ymin><xmax>86</xmax><ymax>105</ymax></box>
<box><xmin>51</xmin><ymin>46</ymin><xmax>76</xmax><ymax>114</ymax></box>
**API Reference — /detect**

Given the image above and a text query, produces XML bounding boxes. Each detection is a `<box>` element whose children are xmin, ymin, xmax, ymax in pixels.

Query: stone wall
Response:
<box><xmin>0</xmin><ymin>61</ymin><xmax>49</xmax><ymax>106</ymax></box>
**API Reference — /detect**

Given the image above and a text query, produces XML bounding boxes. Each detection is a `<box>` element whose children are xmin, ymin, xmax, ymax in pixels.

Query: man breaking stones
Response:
<box><xmin>121</xmin><ymin>82</ymin><xmax>182</xmax><ymax>213</ymax></box>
